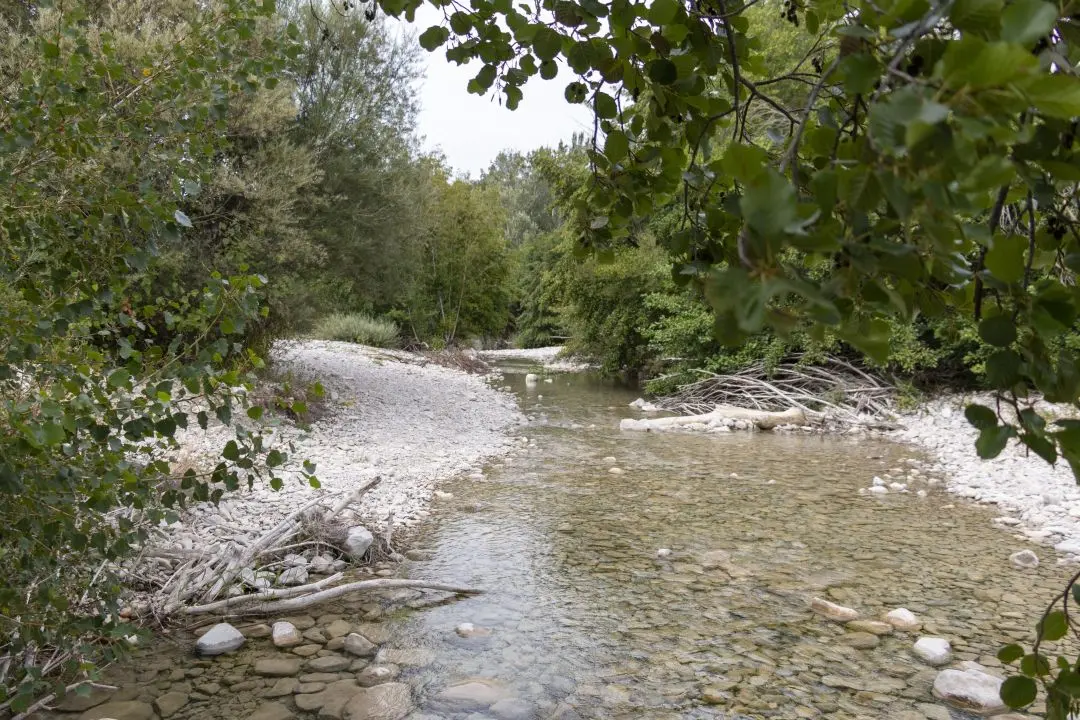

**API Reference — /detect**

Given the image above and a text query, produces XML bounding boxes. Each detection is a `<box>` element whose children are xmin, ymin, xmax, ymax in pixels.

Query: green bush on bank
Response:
<box><xmin>312</xmin><ymin>312</ymin><xmax>401</xmax><ymax>348</ymax></box>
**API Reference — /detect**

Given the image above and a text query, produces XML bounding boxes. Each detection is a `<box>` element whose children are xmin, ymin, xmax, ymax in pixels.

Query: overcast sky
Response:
<box><xmin>399</xmin><ymin>6</ymin><xmax>593</xmax><ymax>177</ymax></box>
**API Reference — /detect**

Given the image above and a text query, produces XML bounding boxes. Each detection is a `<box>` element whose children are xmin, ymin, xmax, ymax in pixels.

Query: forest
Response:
<box><xmin>4</xmin><ymin>0</ymin><xmax>1080</xmax><ymax>714</ymax></box>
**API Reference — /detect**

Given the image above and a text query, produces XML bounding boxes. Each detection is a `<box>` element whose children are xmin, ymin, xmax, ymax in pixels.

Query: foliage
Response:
<box><xmin>0</xmin><ymin>0</ymin><xmax>317</xmax><ymax>707</ymax></box>
<box><xmin>311</xmin><ymin>312</ymin><xmax>401</xmax><ymax>347</ymax></box>
<box><xmin>386</xmin><ymin>0</ymin><xmax>1080</xmax><ymax>709</ymax></box>
<box><xmin>401</xmin><ymin>171</ymin><xmax>513</xmax><ymax>346</ymax></box>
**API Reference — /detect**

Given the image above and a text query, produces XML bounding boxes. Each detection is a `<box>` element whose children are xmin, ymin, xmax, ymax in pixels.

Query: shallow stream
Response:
<box><xmin>53</xmin><ymin>366</ymin><xmax>1074</xmax><ymax>720</ymax></box>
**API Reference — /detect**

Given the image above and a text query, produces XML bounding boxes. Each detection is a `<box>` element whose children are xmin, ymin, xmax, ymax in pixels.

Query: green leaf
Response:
<box><xmin>246</xmin><ymin>406</ymin><xmax>264</xmax><ymax>421</ymax></box>
<box><xmin>107</xmin><ymin>369</ymin><xmax>131</xmax><ymax>388</ymax></box>
<box><xmin>977</xmin><ymin>424</ymin><xmax>1014</xmax><ymax>458</ymax></box>
<box><xmin>979</xmin><ymin>315</ymin><xmax>1017</xmax><ymax>347</ymax></box>
<box><xmin>647</xmin><ymin>58</ymin><xmax>677</xmax><ymax>84</ymax></box>
<box><xmin>1000</xmin><ymin>0</ymin><xmax>1058</xmax><ymax>45</ymax></box>
<box><xmin>950</xmin><ymin>0</ymin><xmax>1004</xmax><ymax>35</ymax></box>
<box><xmin>942</xmin><ymin>38</ymin><xmax>1039</xmax><ymax>88</ymax></box>
<box><xmin>1022</xmin><ymin>432</ymin><xmax>1057</xmax><ymax>464</ymax></box>
<box><xmin>1001</xmin><ymin>675</ymin><xmax>1037</xmax><ymax>708</ymax></box>
<box><xmin>266</xmin><ymin>449</ymin><xmax>284</xmax><ymax>467</ymax></box>
<box><xmin>1040</xmin><ymin>609</ymin><xmax>1068</xmax><ymax>641</ymax></box>
<box><xmin>984</xmin><ymin>234</ymin><xmax>1023</xmax><ymax>284</ymax></box>
<box><xmin>840</xmin><ymin>54</ymin><xmax>881</xmax><ymax>95</ymax></box>
<box><xmin>1020</xmin><ymin>652</ymin><xmax>1051</xmax><ymax>676</ymax></box>
<box><xmin>997</xmin><ymin>643</ymin><xmax>1025</xmax><ymax>663</ymax></box>
<box><xmin>534</xmin><ymin>27</ymin><xmax>563</xmax><ymax>60</ymax></box>
<box><xmin>965</xmin><ymin>403</ymin><xmax>998</xmax><ymax>430</ymax></box>
<box><xmin>985</xmin><ymin>349</ymin><xmax>1022</xmax><ymax>388</ymax></box>
<box><xmin>222</xmin><ymin>440</ymin><xmax>240</xmax><ymax>461</ymax></box>
<box><xmin>564</xmin><ymin>81</ymin><xmax>588</xmax><ymax>103</ymax></box>
<box><xmin>740</xmin><ymin>169</ymin><xmax>797</xmax><ymax>237</ymax></box>
<box><xmin>647</xmin><ymin>0</ymin><xmax>680</xmax><ymax>25</ymax></box>
<box><xmin>418</xmin><ymin>26</ymin><xmax>450</xmax><ymax>50</ymax></box>
<box><xmin>605</xmin><ymin>130</ymin><xmax>630</xmax><ymax>161</ymax></box>
<box><xmin>539</xmin><ymin>59</ymin><xmax>558</xmax><ymax>79</ymax></box>
<box><xmin>595</xmin><ymin>91</ymin><xmax>618</xmax><ymax>119</ymax></box>
<box><xmin>1021</xmin><ymin>74</ymin><xmax>1080</xmax><ymax>120</ymax></box>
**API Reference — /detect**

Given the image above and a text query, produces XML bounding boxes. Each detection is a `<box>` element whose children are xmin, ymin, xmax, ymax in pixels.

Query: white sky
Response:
<box><xmin>397</xmin><ymin>6</ymin><xmax>594</xmax><ymax>177</ymax></box>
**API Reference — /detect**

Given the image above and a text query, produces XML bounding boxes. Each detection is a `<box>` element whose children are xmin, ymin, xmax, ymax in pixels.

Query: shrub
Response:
<box><xmin>312</xmin><ymin>312</ymin><xmax>400</xmax><ymax>348</ymax></box>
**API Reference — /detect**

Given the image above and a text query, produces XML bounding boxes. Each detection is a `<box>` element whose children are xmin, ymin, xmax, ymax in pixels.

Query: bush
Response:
<box><xmin>312</xmin><ymin>312</ymin><xmax>400</xmax><ymax>348</ymax></box>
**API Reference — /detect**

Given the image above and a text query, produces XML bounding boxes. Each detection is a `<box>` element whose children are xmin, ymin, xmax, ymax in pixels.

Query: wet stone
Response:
<box><xmin>77</xmin><ymin>700</ymin><xmax>155</xmax><ymax>720</ymax></box>
<box><xmin>293</xmin><ymin>643</ymin><xmax>323</xmax><ymax>657</ymax></box>
<box><xmin>308</xmin><ymin>654</ymin><xmax>352</xmax><ymax>672</ymax></box>
<box><xmin>254</xmin><ymin>658</ymin><xmax>302</xmax><ymax>677</ymax></box>
<box><xmin>152</xmin><ymin>692</ymin><xmax>189</xmax><ymax>718</ymax></box>
<box><xmin>245</xmin><ymin>701</ymin><xmax>295</xmax><ymax>720</ymax></box>
<box><xmin>356</xmin><ymin>664</ymin><xmax>400</xmax><ymax>687</ymax></box>
<box><xmin>263</xmin><ymin>678</ymin><xmax>299</xmax><ymax>697</ymax></box>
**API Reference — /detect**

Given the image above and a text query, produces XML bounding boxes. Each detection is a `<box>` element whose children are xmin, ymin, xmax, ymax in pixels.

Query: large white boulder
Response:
<box><xmin>345</xmin><ymin>526</ymin><xmax>375</xmax><ymax>561</ymax></box>
<box><xmin>932</xmin><ymin>666</ymin><xmax>1006</xmax><ymax>715</ymax></box>
<box><xmin>913</xmin><ymin>637</ymin><xmax>952</xmax><ymax>666</ymax></box>
<box><xmin>195</xmin><ymin>623</ymin><xmax>245</xmax><ymax>656</ymax></box>
<box><xmin>277</xmin><ymin>566</ymin><xmax>308</xmax><ymax>586</ymax></box>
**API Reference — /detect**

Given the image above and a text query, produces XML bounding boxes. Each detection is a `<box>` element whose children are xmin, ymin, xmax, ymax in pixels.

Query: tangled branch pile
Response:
<box><xmin>656</xmin><ymin>356</ymin><xmax>897</xmax><ymax>428</ymax></box>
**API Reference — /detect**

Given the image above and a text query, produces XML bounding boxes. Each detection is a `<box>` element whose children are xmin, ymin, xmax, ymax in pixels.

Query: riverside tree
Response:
<box><xmin>376</xmin><ymin>0</ymin><xmax>1080</xmax><ymax>713</ymax></box>
<box><xmin>0</xmin><ymin>0</ymin><xmax>318</xmax><ymax>709</ymax></box>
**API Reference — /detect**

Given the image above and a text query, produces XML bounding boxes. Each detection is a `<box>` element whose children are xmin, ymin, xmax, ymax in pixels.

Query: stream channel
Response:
<box><xmin>52</xmin><ymin>363</ymin><xmax>1074</xmax><ymax>720</ymax></box>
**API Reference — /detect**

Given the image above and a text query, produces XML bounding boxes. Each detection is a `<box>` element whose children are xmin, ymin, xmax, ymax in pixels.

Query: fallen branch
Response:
<box><xmin>200</xmin><ymin>578</ymin><xmax>482</xmax><ymax>617</ymax></box>
<box><xmin>621</xmin><ymin>405</ymin><xmax>806</xmax><ymax>432</ymax></box>
<box><xmin>181</xmin><ymin>573</ymin><xmax>345</xmax><ymax>615</ymax></box>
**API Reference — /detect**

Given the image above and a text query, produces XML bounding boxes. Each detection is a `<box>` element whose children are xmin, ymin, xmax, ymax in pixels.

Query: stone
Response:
<box><xmin>375</xmin><ymin>648</ymin><xmax>434</xmax><ymax>667</ymax></box>
<box><xmin>294</xmin><ymin>679</ymin><xmax>363</xmax><ymax>718</ymax></box>
<box><xmin>701</xmin><ymin>686</ymin><xmax>727</xmax><ymax>704</ymax></box>
<box><xmin>245</xmin><ymin>702</ymin><xmax>295</xmax><ymax>720</ymax></box>
<box><xmin>914</xmin><ymin>637</ymin><xmax>953</xmax><ymax>666</ymax></box>
<box><xmin>195</xmin><ymin>622</ymin><xmax>246</xmax><ymax>656</ymax></box>
<box><xmin>302</xmin><ymin>673</ymin><xmax>345</xmax><ymax>683</ymax></box>
<box><xmin>932</xmin><ymin>666</ymin><xmax>1006</xmax><ymax>715</ymax></box>
<box><xmin>77</xmin><ymin>701</ymin><xmax>154</xmax><ymax>720</ymax></box>
<box><xmin>344</xmin><ymin>633</ymin><xmax>377</xmax><ymax>657</ymax></box>
<box><xmin>357</xmin><ymin>664</ymin><xmax>400</xmax><ymax>687</ymax></box>
<box><xmin>845</xmin><ymin>620</ymin><xmax>893</xmax><ymax>635</ymax></box>
<box><xmin>343</xmin><ymin>682</ymin><xmax>414</xmax><ymax>720</ymax></box>
<box><xmin>435</xmin><ymin>679</ymin><xmax>511</xmax><ymax>711</ymax></box>
<box><xmin>326</xmin><ymin>619</ymin><xmax>354</xmax><ymax>639</ymax></box>
<box><xmin>655</xmin><ymin>548</ymin><xmax>672</xmax><ymax>558</ymax></box>
<box><xmin>839</xmin><ymin>631</ymin><xmax>879</xmax><ymax>649</ymax></box>
<box><xmin>489</xmin><ymin>697</ymin><xmax>537</xmax><ymax>720</ymax></box>
<box><xmin>345</xmin><ymin>526</ymin><xmax>375</xmax><ymax>561</ymax></box>
<box><xmin>885</xmin><ymin>607</ymin><xmax>922</xmax><ymax>630</ymax></box>
<box><xmin>299</xmin><ymin>682</ymin><xmax>328</xmax><ymax>693</ymax></box>
<box><xmin>810</xmin><ymin>597</ymin><xmax>859</xmax><ymax>621</ymax></box>
<box><xmin>608</xmin><ymin>467</ymin><xmax>625</xmax><ymax>475</ymax></box>
<box><xmin>56</xmin><ymin>685</ymin><xmax>115</xmax><ymax>711</ymax></box>
<box><xmin>455</xmin><ymin>622</ymin><xmax>493</xmax><ymax>638</ymax></box>
<box><xmin>263</xmin><ymin>678</ymin><xmax>300</xmax><ymax>698</ymax></box>
<box><xmin>153</xmin><ymin>691</ymin><xmax>189</xmax><ymax>718</ymax></box>
<box><xmin>304</xmin><ymin>627</ymin><xmax>329</xmax><ymax>643</ymax></box>
<box><xmin>278</xmin><ymin>566</ymin><xmax>309</xmax><ymax>586</ymax></box>
<box><xmin>255</xmin><ymin>658</ymin><xmax>302</xmax><ymax>677</ymax></box>
<box><xmin>293</xmin><ymin>643</ymin><xmax>323</xmax><ymax>657</ymax></box>
<box><xmin>308</xmin><ymin>655</ymin><xmax>352</xmax><ymax>672</ymax></box>
<box><xmin>699</xmin><ymin>550</ymin><xmax>730</xmax><ymax>568</ymax></box>
<box><xmin>354</xmin><ymin>624</ymin><xmax>392</xmax><ymax>644</ymax></box>
<box><xmin>1010</xmin><ymin>550</ymin><xmax>1039</xmax><ymax>569</ymax></box>
<box><xmin>525</xmin><ymin>374</ymin><xmax>539</xmax><ymax>385</ymax></box>
<box><xmin>243</xmin><ymin>623</ymin><xmax>273</xmax><ymax>638</ymax></box>
<box><xmin>282</xmin><ymin>615</ymin><xmax>316</xmax><ymax>630</ymax></box>
<box><xmin>273</xmin><ymin>621</ymin><xmax>303</xmax><ymax>648</ymax></box>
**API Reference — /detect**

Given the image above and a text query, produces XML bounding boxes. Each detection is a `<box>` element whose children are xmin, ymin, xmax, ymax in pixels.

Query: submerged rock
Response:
<box><xmin>344</xmin><ymin>633</ymin><xmax>377</xmax><ymax>657</ymax></box>
<box><xmin>342</xmin><ymin>682</ymin><xmax>414</xmax><ymax>720</ymax></box>
<box><xmin>77</xmin><ymin>701</ymin><xmax>154</xmax><ymax>720</ymax></box>
<box><xmin>932</xmin><ymin>666</ymin><xmax>1005</xmax><ymax>715</ymax></box>
<box><xmin>1009</xmin><ymin>549</ymin><xmax>1039</xmax><ymax>569</ymax></box>
<box><xmin>810</xmin><ymin>597</ymin><xmax>859</xmax><ymax>621</ymax></box>
<box><xmin>255</xmin><ymin>658</ymin><xmax>302</xmax><ymax>677</ymax></box>
<box><xmin>356</xmin><ymin>664</ymin><xmax>400</xmax><ymax>687</ymax></box>
<box><xmin>245</xmin><ymin>702</ymin><xmax>295</xmax><ymax>720</ymax></box>
<box><xmin>885</xmin><ymin>607</ymin><xmax>922</xmax><ymax>630</ymax></box>
<box><xmin>845</xmin><ymin>620</ymin><xmax>893</xmax><ymax>635</ymax></box>
<box><xmin>434</xmin><ymin>679</ymin><xmax>511</xmax><ymax>711</ymax></box>
<box><xmin>195</xmin><ymin>623</ymin><xmax>245</xmax><ymax>656</ymax></box>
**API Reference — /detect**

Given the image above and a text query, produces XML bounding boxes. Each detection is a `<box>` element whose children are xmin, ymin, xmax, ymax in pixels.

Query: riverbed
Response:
<box><xmin>49</xmin><ymin>363</ymin><xmax>1072</xmax><ymax>720</ymax></box>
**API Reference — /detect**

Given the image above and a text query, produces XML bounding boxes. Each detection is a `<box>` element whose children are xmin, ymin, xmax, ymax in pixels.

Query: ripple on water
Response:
<box><xmin>70</xmin><ymin>372</ymin><xmax>1076</xmax><ymax>720</ymax></box>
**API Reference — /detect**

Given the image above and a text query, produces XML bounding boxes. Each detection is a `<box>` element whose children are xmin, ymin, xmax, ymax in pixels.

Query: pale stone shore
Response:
<box><xmin>155</xmin><ymin>340</ymin><xmax>526</xmax><ymax>565</ymax></box>
<box><xmin>894</xmin><ymin>394</ymin><xmax>1080</xmax><ymax>565</ymax></box>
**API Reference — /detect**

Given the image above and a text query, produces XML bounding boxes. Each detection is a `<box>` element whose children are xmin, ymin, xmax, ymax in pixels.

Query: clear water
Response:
<box><xmin>68</xmin><ymin>365</ymin><xmax>1072</xmax><ymax>720</ymax></box>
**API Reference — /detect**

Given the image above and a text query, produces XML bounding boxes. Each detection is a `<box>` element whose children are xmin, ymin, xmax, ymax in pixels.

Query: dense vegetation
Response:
<box><xmin>4</xmin><ymin>0</ymin><xmax>1080</xmax><ymax>713</ymax></box>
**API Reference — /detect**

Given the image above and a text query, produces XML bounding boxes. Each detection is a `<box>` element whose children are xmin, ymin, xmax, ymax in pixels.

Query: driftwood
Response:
<box><xmin>621</xmin><ymin>405</ymin><xmax>806</xmax><ymax>432</ymax></box>
<box><xmin>153</xmin><ymin>476</ymin><xmax>382</xmax><ymax>615</ymax></box>
<box><xmin>190</xmin><ymin>579</ymin><xmax>482</xmax><ymax>617</ymax></box>
<box><xmin>654</xmin><ymin>355</ymin><xmax>895</xmax><ymax>428</ymax></box>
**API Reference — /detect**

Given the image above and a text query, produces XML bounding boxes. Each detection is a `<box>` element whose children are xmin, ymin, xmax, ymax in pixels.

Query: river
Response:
<box><xmin>51</xmin><ymin>364</ymin><xmax>1072</xmax><ymax>720</ymax></box>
